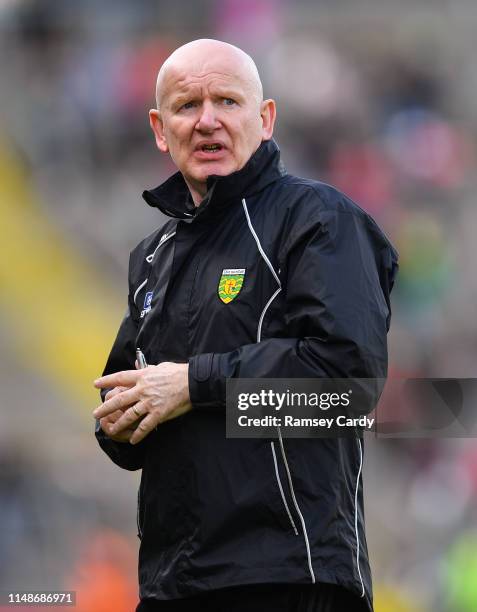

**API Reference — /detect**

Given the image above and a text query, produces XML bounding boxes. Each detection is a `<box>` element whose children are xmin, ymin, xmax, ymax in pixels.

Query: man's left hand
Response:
<box><xmin>93</xmin><ymin>362</ymin><xmax>192</xmax><ymax>444</ymax></box>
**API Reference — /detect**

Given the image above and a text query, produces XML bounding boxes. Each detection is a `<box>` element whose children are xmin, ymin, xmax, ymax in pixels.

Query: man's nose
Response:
<box><xmin>195</xmin><ymin>102</ymin><xmax>221</xmax><ymax>132</ymax></box>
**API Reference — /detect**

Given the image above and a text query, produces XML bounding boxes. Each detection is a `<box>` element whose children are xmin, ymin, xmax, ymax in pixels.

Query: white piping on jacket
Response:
<box><xmin>241</xmin><ymin>197</ymin><xmax>316</xmax><ymax>584</ymax></box>
<box><xmin>133</xmin><ymin>231</ymin><xmax>177</xmax><ymax>306</ymax></box>
<box><xmin>146</xmin><ymin>231</ymin><xmax>176</xmax><ymax>263</ymax></box>
<box><xmin>355</xmin><ymin>438</ymin><xmax>365</xmax><ymax>597</ymax></box>
<box><xmin>278</xmin><ymin>428</ymin><xmax>316</xmax><ymax>583</ymax></box>
<box><xmin>241</xmin><ymin>198</ymin><xmax>281</xmax><ymax>342</ymax></box>
<box><xmin>257</xmin><ymin>287</ymin><xmax>281</xmax><ymax>344</ymax></box>
<box><xmin>133</xmin><ymin>279</ymin><xmax>148</xmax><ymax>305</ymax></box>
<box><xmin>241</xmin><ymin>199</ymin><xmax>280</xmax><ymax>286</ymax></box>
<box><xmin>270</xmin><ymin>441</ymin><xmax>299</xmax><ymax>535</ymax></box>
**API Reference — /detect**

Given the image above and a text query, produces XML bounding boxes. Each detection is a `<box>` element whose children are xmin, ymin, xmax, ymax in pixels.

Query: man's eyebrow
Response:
<box><xmin>168</xmin><ymin>93</ymin><xmax>194</xmax><ymax>108</ymax></box>
<box><xmin>214</xmin><ymin>88</ymin><xmax>244</xmax><ymax>100</ymax></box>
<box><xmin>168</xmin><ymin>86</ymin><xmax>245</xmax><ymax>108</ymax></box>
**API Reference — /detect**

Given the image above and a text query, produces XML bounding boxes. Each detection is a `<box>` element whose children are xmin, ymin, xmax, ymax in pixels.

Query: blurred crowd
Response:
<box><xmin>1</xmin><ymin>1</ymin><xmax>476</xmax><ymax>611</ymax></box>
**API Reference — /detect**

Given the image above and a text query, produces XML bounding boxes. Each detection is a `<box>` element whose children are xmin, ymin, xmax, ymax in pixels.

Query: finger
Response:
<box><xmin>105</xmin><ymin>386</ymin><xmax>129</xmax><ymax>401</ymax></box>
<box><xmin>100</xmin><ymin>415</ymin><xmax>126</xmax><ymax>436</ymax></box>
<box><xmin>94</xmin><ymin>370</ymin><xmax>140</xmax><ymax>389</ymax></box>
<box><xmin>101</xmin><ymin>408</ymin><xmax>141</xmax><ymax>432</ymax></box>
<box><xmin>100</xmin><ymin>417</ymin><xmax>137</xmax><ymax>442</ymax></box>
<box><xmin>99</xmin><ymin>416</ymin><xmax>114</xmax><ymax>435</ymax></box>
<box><xmin>129</xmin><ymin>412</ymin><xmax>160</xmax><ymax>445</ymax></box>
<box><xmin>93</xmin><ymin>387</ymin><xmax>140</xmax><ymax>419</ymax></box>
<box><xmin>109</xmin><ymin>401</ymin><xmax>147</xmax><ymax>435</ymax></box>
<box><xmin>111</xmin><ymin>429</ymin><xmax>136</xmax><ymax>443</ymax></box>
<box><xmin>94</xmin><ymin>388</ymin><xmax>139</xmax><ymax>419</ymax></box>
<box><xmin>101</xmin><ymin>409</ymin><xmax>125</xmax><ymax>425</ymax></box>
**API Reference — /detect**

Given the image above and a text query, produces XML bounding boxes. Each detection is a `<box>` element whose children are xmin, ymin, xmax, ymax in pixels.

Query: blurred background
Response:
<box><xmin>1</xmin><ymin>1</ymin><xmax>476</xmax><ymax>611</ymax></box>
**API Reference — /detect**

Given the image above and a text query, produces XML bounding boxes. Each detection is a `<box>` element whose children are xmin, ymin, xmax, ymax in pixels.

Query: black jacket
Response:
<box><xmin>96</xmin><ymin>139</ymin><xmax>398</xmax><ymax>610</ymax></box>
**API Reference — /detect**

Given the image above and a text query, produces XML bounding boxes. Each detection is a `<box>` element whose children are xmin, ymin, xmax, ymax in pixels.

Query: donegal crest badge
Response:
<box><xmin>218</xmin><ymin>269</ymin><xmax>245</xmax><ymax>304</ymax></box>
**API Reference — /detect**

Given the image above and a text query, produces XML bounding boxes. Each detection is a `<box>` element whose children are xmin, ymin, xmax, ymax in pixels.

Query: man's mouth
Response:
<box><xmin>194</xmin><ymin>142</ymin><xmax>228</xmax><ymax>161</ymax></box>
<box><xmin>196</xmin><ymin>142</ymin><xmax>225</xmax><ymax>154</ymax></box>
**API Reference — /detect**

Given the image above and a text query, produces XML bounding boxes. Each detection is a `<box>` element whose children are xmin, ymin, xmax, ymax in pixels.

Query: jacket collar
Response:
<box><xmin>142</xmin><ymin>139</ymin><xmax>286</xmax><ymax>220</ymax></box>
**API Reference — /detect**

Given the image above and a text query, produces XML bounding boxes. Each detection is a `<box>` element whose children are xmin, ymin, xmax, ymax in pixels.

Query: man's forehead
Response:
<box><xmin>167</xmin><ymin>73</ymin><xmax>245</xmax><ymax>97</ymax></box>
<box><xmin>163</xmin><ymin>61</ymin><xmax>250</xmax><ymax>93</ymax></box>
<box><xmin>158</xmin><ymin>51</ymin><xmax>260</xmax><ymax>106</ymax></box>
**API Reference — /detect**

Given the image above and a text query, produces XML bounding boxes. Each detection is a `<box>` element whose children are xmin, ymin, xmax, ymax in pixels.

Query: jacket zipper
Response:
<box><xmin>242</xmin><ymin>196</ymin><xmax>297</xmax><ymax>536</ymax></box>
<box><xmin>270</xmin><ymin>441</ymin><xmax>299</xmax><ymax>535</ymax></box>
<box><xmin>242</xmin><ymin>196</ymin><xmax>314</xmax><ymax>581</ymax></box>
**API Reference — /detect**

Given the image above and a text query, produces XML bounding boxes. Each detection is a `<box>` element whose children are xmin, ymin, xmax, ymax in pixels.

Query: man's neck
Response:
<box><xmin>184</xmin><ymin>178</ymin><xmax>207</xmax><ymax>207</ymax></box>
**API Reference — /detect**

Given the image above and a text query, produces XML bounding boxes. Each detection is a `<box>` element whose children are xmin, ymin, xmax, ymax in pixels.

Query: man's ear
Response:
<box><xmin>260</xmin><ymin>99</ymin><xmax>277</xmax><ymax>141</ymax></box>
<box><xmin>149</xmin><ymin>109</ymin><xmax>169</xmax><ymax>153</ymax></box>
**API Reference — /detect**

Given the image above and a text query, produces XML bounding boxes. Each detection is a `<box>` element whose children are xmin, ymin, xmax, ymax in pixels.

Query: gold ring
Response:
<box><xmin>132</xmin><ymin>405</ymin><xmax>141</xmax><ymax>417</ymax></box>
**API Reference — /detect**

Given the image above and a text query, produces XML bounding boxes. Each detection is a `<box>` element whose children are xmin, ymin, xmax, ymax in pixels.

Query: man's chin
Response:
<box><xmin>194</xmin><ymin>162</ymin><xmax>237</xmax><ymax>181</ymax></box>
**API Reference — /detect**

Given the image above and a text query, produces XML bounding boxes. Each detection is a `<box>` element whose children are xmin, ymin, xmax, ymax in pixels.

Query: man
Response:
<box><xmin>93</xmin><ymin>39</ymin><xmax>398</xmax><ymax>612</ymax></box>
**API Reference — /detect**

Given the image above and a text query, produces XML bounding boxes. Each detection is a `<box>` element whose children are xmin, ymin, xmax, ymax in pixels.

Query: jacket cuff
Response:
<box><xmin>189</xmin><ymin>353</ymin><xmax>224</xmax><ymax>409</ymax></box>
<box><xmin>95</xmin><ymin>420</ymin><xmax>144</xmax><ymax>471</ymax></box>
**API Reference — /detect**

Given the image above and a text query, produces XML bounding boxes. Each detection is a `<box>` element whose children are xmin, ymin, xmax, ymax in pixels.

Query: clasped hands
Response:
<box><xmin>93</xmin><ymin>362</ymin><xmax>192</xmax><ymax>445</ymax></box>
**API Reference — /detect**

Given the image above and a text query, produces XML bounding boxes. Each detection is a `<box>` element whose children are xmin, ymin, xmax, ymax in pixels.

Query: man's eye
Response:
<box><xmin>223</xmin><ymin>98</ymin><xmax>236</xmax><ymax>106</ymax></box>
<box><xmin>181</xmin><ymin>101</ymin><xmax>196</xmax><ymax>110</ymax></box>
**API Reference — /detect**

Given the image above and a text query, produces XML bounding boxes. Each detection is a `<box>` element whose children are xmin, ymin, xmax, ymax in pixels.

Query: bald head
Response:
<box><xmin>155</xmin><ymin>39</ymin><xmax>263</xmax><ymax>110</ymax></box>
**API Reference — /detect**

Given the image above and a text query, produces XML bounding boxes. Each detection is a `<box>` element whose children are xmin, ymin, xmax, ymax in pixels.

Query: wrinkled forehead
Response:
<box><xmin>158</xmin><ymin>55</ymin><xmax>259</xmax><ymax>106</ymax></box>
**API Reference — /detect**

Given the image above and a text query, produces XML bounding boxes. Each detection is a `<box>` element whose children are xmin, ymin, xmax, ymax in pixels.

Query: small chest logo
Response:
<box><xmin>218</xmin><ymin>269</ymin><xmax>245</xmax><ymax>304</ymax></box>
<box><xmin>141</xmin><ymin>291</ymin><xmax>153</xmax><ymax>318</ymax></box>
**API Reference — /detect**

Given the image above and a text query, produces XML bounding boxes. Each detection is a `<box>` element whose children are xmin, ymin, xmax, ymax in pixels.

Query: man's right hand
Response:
<box><xmin>99</xmin><ymin>386</ymin><xmax>141</xmax><ymax>443</ymax></box>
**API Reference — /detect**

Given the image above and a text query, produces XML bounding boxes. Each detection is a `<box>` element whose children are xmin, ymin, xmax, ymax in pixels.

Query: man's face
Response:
<box><xmin>149</xmin><ymin>54</ymin><xmax>275</xmax><ymax>202</ymax></box>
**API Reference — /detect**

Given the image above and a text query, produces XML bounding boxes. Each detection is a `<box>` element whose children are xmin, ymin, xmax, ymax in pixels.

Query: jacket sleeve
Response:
<box><xmin>188</xmin><ymin>206</ymin><xmax>398</xmax><ymax>411</ymax></box>
<box><xmin>95</xmin><ymin>280</ymin><xmax>148</xmax><ymax>471</ymax></box>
